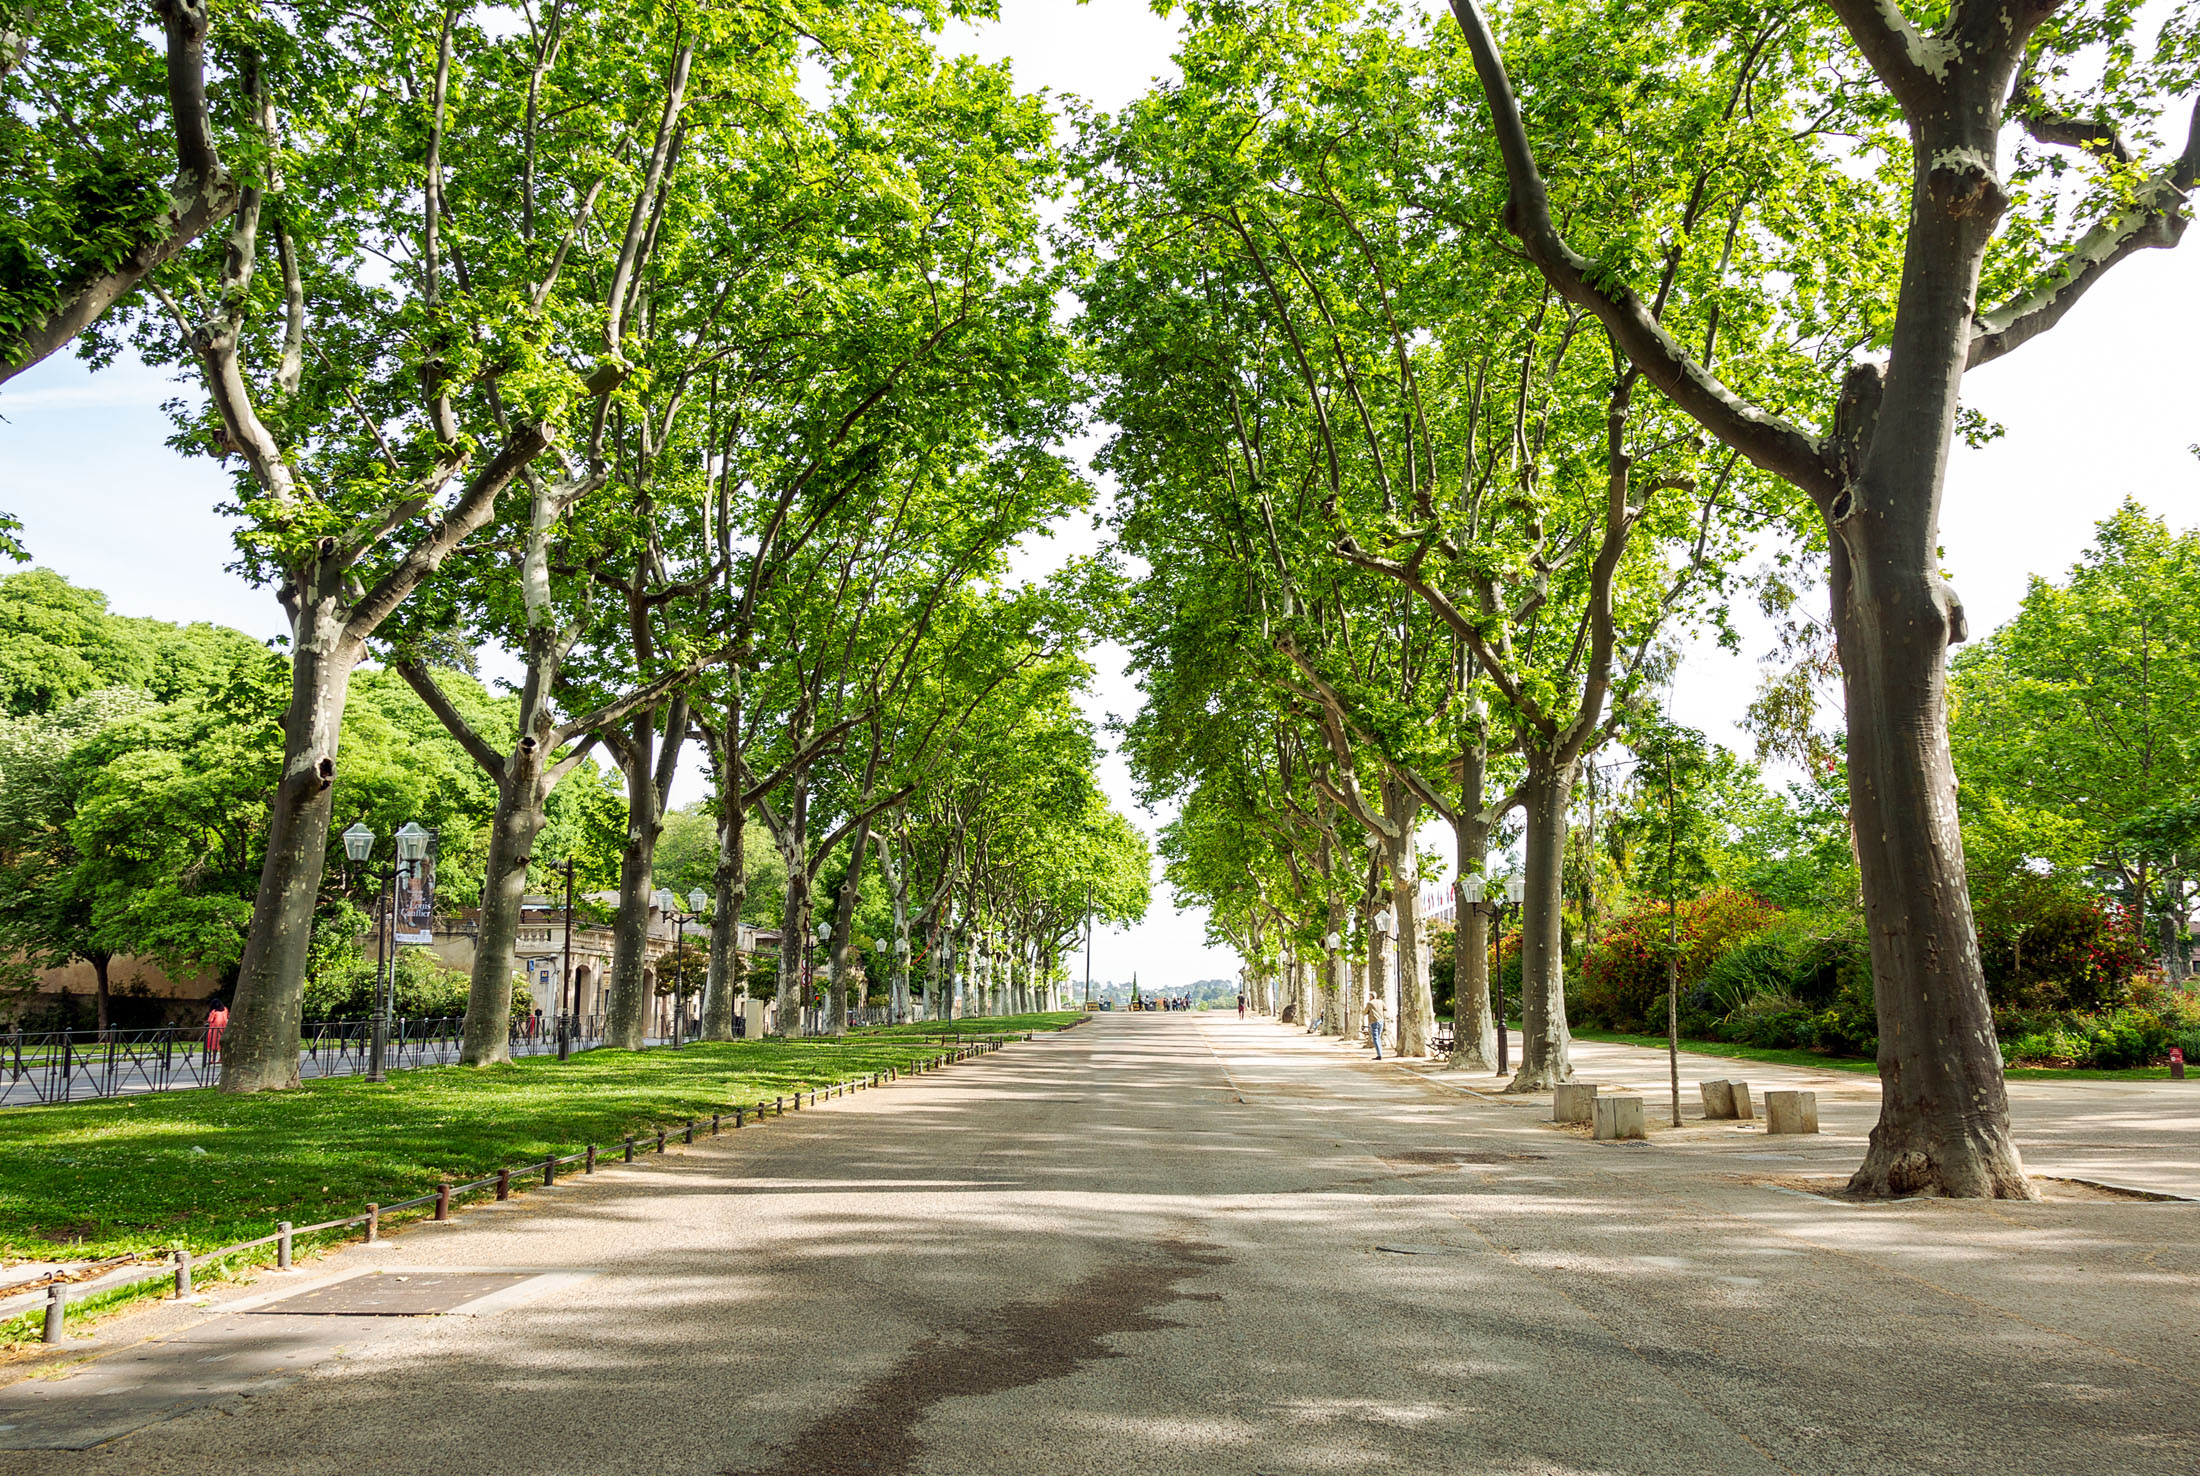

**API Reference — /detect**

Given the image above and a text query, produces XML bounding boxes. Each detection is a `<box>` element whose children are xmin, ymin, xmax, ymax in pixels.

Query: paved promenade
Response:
<box><xmin>4</xmin><ymin>1014</ymin><xmax>2196</xmax><ymax>1473</ymax></box>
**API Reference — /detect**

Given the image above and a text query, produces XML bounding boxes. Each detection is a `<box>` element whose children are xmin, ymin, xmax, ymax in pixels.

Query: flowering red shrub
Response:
<box><xmin>1577</xmin><ymin>889</ymin><xmax>1780</xmax><ymax>1032</ymax></box>
<box><xmin>1973</xmin><ymin>872</ymin><xmax>2150</xmax><ymax>1012</ymax></box>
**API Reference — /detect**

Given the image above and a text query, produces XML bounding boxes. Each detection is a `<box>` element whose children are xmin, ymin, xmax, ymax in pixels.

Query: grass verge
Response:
<box><xmin>0</xmin><ymin>1024</ymin><xmax>1072</xmax><ymax>1344</ymax></box>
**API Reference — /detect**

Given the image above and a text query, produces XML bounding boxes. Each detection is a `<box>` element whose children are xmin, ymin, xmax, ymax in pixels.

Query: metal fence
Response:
<box><xmin>4</xmin><ymin>1001</ymin><xmax>1053</xmax><ymax>1108</ymax></box>
<box><xmin>1</xmin><ymin>1013</ymin><xmax>610</xmax><ymax>1108</ymax></box>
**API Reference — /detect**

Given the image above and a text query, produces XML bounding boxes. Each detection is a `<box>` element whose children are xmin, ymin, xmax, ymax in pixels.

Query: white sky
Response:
<box><xmin>1</xmin><ymin>0</ymin><xmax>2194</xmax><ymax>988</ymax></box>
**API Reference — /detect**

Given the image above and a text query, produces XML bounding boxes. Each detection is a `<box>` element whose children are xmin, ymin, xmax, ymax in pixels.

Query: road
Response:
<box><xmin>4</xmin><ymin>1012</ymin><xmax>2196</xmax><ymax>1473</ymax></box>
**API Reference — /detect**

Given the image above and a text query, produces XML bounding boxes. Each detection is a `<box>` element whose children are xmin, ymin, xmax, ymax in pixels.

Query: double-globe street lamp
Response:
<box><xmin>341</xmin><ymin>819</ymin><xmax>432</xmax><ymax>1084</ymax></box>
<box><xmin>654</xmin><ymin>888</ymin><xmax>708</xmax><ymax>1047</ymax></box>
<box><xmin>1477</xmin><ymin>874</ymin><xmax>1526</xmax><ymax>1073</ymax></box>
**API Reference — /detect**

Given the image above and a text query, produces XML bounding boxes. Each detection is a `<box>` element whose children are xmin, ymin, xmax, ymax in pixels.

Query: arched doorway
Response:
<box><xmin>572</xmin><ymin>966</ymin><xmax>595</xmax><ymax>1032</ymax></box>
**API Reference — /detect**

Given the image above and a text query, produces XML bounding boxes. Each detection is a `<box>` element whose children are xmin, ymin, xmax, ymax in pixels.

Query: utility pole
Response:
<box><xmin>1084</xmin><ymin>882</ymin><xmax>1094</xmax><ymax>1006</ymax></box>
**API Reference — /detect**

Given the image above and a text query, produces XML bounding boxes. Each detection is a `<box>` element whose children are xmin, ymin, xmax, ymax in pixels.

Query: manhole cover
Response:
<box><xmin>248</xmin><ymin>1271</ymin><xmax>537</xmax><ymax>1316</ymax></box>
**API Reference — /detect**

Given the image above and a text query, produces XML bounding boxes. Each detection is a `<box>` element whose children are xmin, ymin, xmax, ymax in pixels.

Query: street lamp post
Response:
<box><xmin>813</xmin><ymin>919</ymin><xmax>832</xmax><ymax>1036</ymax></box>
<box><xmin>656</xmin><ymin>888</ymin><xmax>708</xmax><ymax>1047</ymax></box>
<box><xmin>555</xmin><ymin>858</ymin><xmax>577</xmax><ymax>1061</ymax></box>
<box><xmin>342</xmin><ymin>820</ymin><xmax>430</xmax><ymax>1085</ymax></box>
<box><xmin>1486</xmin><ymin>875</ymin><xmax>1524</xmax><ymax>1075</ymax></box>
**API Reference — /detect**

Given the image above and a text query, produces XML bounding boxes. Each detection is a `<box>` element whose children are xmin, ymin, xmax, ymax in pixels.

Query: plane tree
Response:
<box><xmin>1447</xmin><ymin>0</ymin><xmax>2198</xmax><ymax>1194</ymax></box>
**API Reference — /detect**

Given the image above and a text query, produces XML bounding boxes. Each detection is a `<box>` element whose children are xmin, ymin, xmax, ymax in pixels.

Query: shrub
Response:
<box><xmin>1973</xmin><ymin>871</ymin><xmax>2149</xmax><ymax>1013</ymax></box>
<box><xmin>1808</xmin><ymin>971</ymin><xmax>1878</xmax><ymax>1058</ymax></box>
<box><xmin>1998</xmin><ymin>977</ymin><xmax>2200</xmax><ymax>1067</ymax></box>
<box><xmin>302</xmin><ymin>947</ymin><xmax>472</xmax><ymax>1020</ymax></box>
<box><xmin>1719</xmin><ymin>989</ymin><xmax>1817</xmax><ymax>1049</ymax></box>
<box><xmin>1578</xmin><ymin>889</ymin><xmax>1779</xmax><ymax>1032</ymax></box>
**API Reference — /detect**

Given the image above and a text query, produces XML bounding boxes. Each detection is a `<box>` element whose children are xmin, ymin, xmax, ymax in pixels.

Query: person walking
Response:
<box><xmin>204</xmin><ymin>996</ymin><xmax>230</xmax><ymax>1061</ymax></box>
<box><xmin>1368</xmin><ymin>992</ymin><xmax>1387</xmax><ymax>1061</ymax></box>
<box><xmin>1236</xmin><ymin>991</ymin><xmax>1246</xmax><ymax>1020</ymax></box>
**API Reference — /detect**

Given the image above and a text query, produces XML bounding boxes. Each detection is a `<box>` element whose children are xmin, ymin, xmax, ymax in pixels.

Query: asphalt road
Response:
<box><xmin>5</xmin><ymin>1012</ymin><xmax>2196</xmax><ymax>1474</ymax></box>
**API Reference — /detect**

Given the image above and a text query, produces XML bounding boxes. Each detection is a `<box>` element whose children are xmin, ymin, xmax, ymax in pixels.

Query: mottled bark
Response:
<box><xmin>221</xmin><ymin>582</ymin><xmax>354</xmax><ymax>1092</ymax></box>
<box><xmin>1506</xmin><ymin>762</ymin><xmax>1575</xmax><ymax>1091</ymax></box>
<box><xmin>604</xmin><ymin>694</ymin><xmax>685</xmax><ymax>1049</ymax></box>
<box><xmin>1446</xmin><ymin>755</ymin><xmax>1499</xmax><ymax>1071</ymax></box>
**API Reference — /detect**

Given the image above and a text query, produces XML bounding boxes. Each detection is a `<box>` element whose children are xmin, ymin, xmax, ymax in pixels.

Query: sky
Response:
<box><xmin>1</xmin><ymin>0</ymin><xmax>2194</xmax><ymax>989</ymax></box>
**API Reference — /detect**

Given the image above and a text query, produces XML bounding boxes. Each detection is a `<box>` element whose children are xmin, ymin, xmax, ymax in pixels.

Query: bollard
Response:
<box><xmin>497</xmin><ymin>1168</ymin><xmax>512</xmax><ymax>1200</ymax></box>
<box><xmin>684</xmin><ymin>1119</ymin><xmax>694</xmax><ymax>1144</ymax></box>
<box><xmin>712</xmin><ymin>1113</ymin><xmax>721</xmax><ymax>1136</ymax></box>
<box><xmin>735</xmin><ymin>1107</ymin><xmax>745</xmax><ymax>1128</ymax></box>
<box><xmin>366</xmin><ymin>1203</ymin><xmax>380</xmax><ymax>1243</ymax></box>
<box><xmin>587</xmin><ymin>1144</ymin><xmax>598</xmax><ymax>1173</ymax></box>
<box><xmin>543</xmin><ymin>1154</ymin><xmax>556</xmax><ymax>1187</ymax></box>
<box><xmin>1765</xmin><ymin>1090</ymin><xmax>1819</xmax><ymax>1135</ymax></box>
<box><xmin>776</xmin><ymin>1096</ymin><xmax>784</xmax><ymax>1115</ymax></box>
<box><xmin>656</xmin><ymin>1129</ymin><xmax>667</xmax><ymax>1153</ymax></box>
<box><xmin>2173</xmin><ymin>1046</ymin><xmax>2187</xmax><ymax>1080</ymax></box>
<box><xmin>624</xmin><ymin>1136</ymin><xmax>635</xmax><ymax>1163</ymax></box>
<box><xmin>174</xmin><ymin>1248</ymin><xmax>192</xmax><ymax>1298</ymax></box>
<box><xmin>278</xmin><ymin>1221</ymin><xmax>294</xmax><ymax>1267</ymax></box>
<box><xmin>1593</xmin><ymin>1095</ymin><xmax>1648</xmax><ymax>1141</ymax></box>
<box><xmin>435</xmin><ymin>1184</ymin><xmax>451</xmax><ymax>1221</ymax></box>
<box><xmin>44</xmin><ymin>1283</ymin><xmax>66</xmax><ymax>1344</ymax></box>
<box><xmin>1700</xmin><ymin>1080</ymin><xmax>1737</xmax><ymax>1120</ymax></box>
<box><xmin>1553</xmin><ymin>1083</ymin><xmax>1599</xmax><ymax>1124</ymax></box>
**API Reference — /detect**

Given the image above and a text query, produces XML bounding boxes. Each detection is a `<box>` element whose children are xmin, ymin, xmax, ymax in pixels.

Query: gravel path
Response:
<box><xmin>4</xmin><ymin>1013</ymin><xmax>2194</xmax><ymax>1473</ymax></box>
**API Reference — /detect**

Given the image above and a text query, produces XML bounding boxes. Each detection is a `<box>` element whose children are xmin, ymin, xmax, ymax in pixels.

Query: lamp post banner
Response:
<box><xmin>396</xmin><ymin>831</ymin><xmax>438</xmax><ymax>944</ymax></box>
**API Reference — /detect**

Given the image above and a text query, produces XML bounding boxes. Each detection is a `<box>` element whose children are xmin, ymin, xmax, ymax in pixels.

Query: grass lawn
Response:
<box><xmin>0</xmin><ymin>1022</ymin><xmax>1074</xmax><ymax>1276</ymax></box>
<box><xmin>1566</xmin><ymin>1027</ymin><xmax>2184</xmax><ymax>1081</ymax></box>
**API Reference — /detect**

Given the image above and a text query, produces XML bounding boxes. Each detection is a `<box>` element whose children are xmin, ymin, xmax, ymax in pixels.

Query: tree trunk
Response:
<box><xmin>1348</xmin><ymin>921</ymin><xmax>1372</xmax><ymax>1044</ymax></box>
<box><xmin>92</xmin><ymin>954</ymin><xmax>111</xmax><ymax>1034</ymax></box>
<box><xmin>1827</xmin><ymin>73</ymin><xmax>2036</xmax><ymax>1199</ymax></box>
<box><xmin>773</xmin><ymin>789</ymin><xmax>809</xmax><ymax>1034</ymax></box>
<box><xmin>1507</xmin><ymin>761</ymin><xmax>1575</xmax><ymax>1091</ymax></box>
<box><xmin>222</xmin><ymin>592</ymin><xmax>357</xmax><ymax>1093</ymax></box>
<box><xmin>1834</xmin><ymin>468</ymin><xmax>2032</xmax><ymax>1198</ymax></box>
<box><xmin>1385</xmin><ymin>778</ymin><xmax>1434</xmax><ymax>1057</ymax></box>
<box><xmin>605</xmin><ymin>838</ymin><xmax>656</xmax><ymax>1049</ymax></box>
<box><xmin>826</xmin><ymin>815</ymin><xmax>871</xmax><ymax>1035</ymax></box>
<box><xmin>461</xmin><ymin>748</ymin><xmax>549</xmax><ymax>1065</ymax></box>
<box><xmin>1447</xmin><ymin>780</ymin><xmax>1498</xmax><ymax>1071</ymax></box>
<box><xmin>701</xmin><ymin>783</ymin><xmax>746</xmax><ymax>1043</ymax></box>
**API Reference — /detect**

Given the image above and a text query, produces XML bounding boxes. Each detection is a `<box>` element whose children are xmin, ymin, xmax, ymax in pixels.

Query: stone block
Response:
<box><xmin>1553</xmin><ymin>1082</ymin><xmax>1600</xmax><ymax>1124</ymax></box>
<box><xmin>1593</xmin><ymin>1094</ymin><xmax>1647</xmax><ymax>1141</ymax></box>
<box><xmin>1765</xmin><ymin>1089</ymin><xmax>1819</xmax><ymax>1135</ymax></box>
<box><xmin>1699</xmin><ymin>1080</ymin><xmax>1756</xmax><ymax>1120</ymax></box>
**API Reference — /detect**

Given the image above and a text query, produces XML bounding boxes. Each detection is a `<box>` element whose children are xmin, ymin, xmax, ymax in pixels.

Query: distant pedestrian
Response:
<box><xmin>1237</xmin><ymin>992</ymin><xmax>1246</xmax><ymax>1020</ymax></box>
<box><xmin>204</xmin><ymin>997</ymin><xmax>230</xmax><ymax>1059</ymax></box>
<box><xmin>1368</xmin><ymin>994</ymin><xmax>1387</xmax><ymax>1060</ymax></box>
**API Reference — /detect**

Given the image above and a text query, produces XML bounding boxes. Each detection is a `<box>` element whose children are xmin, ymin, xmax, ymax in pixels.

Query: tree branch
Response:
<box><xmin>393</xmin><ymin>658</ymin><xmax>506</xmax><ymax>782</ymax></box>
<box><xmin>1445</xmin><ymin>0</ymin><xmax>1838</xmax><ymax>505</ymax></box>
<box><xmin>344</xmin><ymin>424</ymin><xmax>554</xmax><ymax>643</ymax></box>
<box><xmin>1968</xmin><ymin>94</ymin><xmax>2199</xmax><ymax>369</ymax></box>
